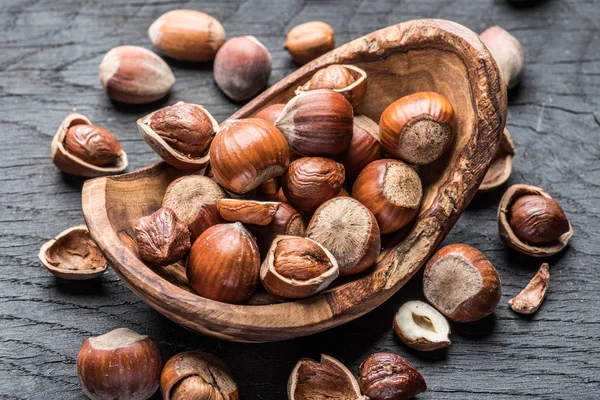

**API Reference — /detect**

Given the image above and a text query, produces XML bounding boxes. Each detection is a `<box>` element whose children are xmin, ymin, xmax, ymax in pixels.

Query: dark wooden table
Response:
<box><xmin>2</xmin><ymin>0</ymin><xmax>599</xmax><ymax>398</ymax></box>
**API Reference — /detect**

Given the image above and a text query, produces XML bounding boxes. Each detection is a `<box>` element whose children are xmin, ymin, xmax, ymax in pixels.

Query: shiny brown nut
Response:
<box><xmin>480</xmin><ymin>26</ymin><xmax>524</xmax><ymax>89</ymax></box>
<box><xmin>282</xmin><ymin>157</ymin><xmax>345</xmax><ymax>212</ymax></box>
<box><xmin>358</xmin><ymin>352</ymin><xmax>426</xmax><ymax>400</ymax></box>
<box><xmin>135</xmin><ymin>207</ymin><xmax>191</xmax><ymax>266</ymax></box>
<box><xmin>249</xmin><ymin>202</ymin><xmax>306</xmax><ymax>257</ymax></box>
<box><xmin>509</xmin><ymin>195</ymin><xmax>570</xmax><ymax>245</ymax></box>
<box><xmin>187</xmin><ymin>223</ymin><xmax>260</xmax><ymax>304</ymax></box>
<box><xmin>255</xmin><ymin>178</ymin><xmax>279</xmax><ymax>201</ymax></box>
<box><xmin>99</xmin><ymin>45</ymin><xmax>175</xmax><ymax>104</ymax></box>
<box><xmin>275</xmin><ymin>90</ymin><xmax>353</xmax><ymax>156</ymax></box>
<box><xmin>508</xmin><ymin>262</ymin><xmax>550</xmax><ymax>315</ymax></box>
<box><xmin>423</xmin><ymin>244</ymin><xmax>502</xmax><ymax>322</ymax></box>
<box><xmin>217</xmin><ymin>198</ymin><xmax>281</xmax><ymax>226</ymax></box>
<box><xmin>352</xmin><ymin>159</ymin><xmax>422</xmax><ymax>234</ymax></box>
<box><xmin>393</xmin><ymin>301</ymin><xmax>451</xmax><ymax>351</ymax></box>
<box><xmin>148</xmin><ymin>9</ymin><xmax>225</xmax><ymax>62</ymax></box>
<box><xmin>160</xmin><ymin>351</ymin><xmax>238</xmax><ymax>400</ymax></box>
<box><xmin>307</xmin><ymin>197</ymin><xmax>380</xmax><ymax>276</ymax></box>
<box><xmin>295</xmin><ymin>64</ymin><xmax>367</xmax><ymax>108</ymax></box>
<box><xmin>64</xmin><ymin>124</ymin><xmax>122</xmax><ymax>167</ymax></box>
<box><xmin>260</xmin><ymin>236</ymin><xmax>339</xmax><ymax>299</ymax></box>
<box><xmin>77</xmin><ymin>328</ymin><xmax>162</xmax><ymax>400</ymax></box>
<box><xmin>214</xmin><ymin>36</ymin><xmax>272</xmax><ymax>102</ymax></box>
<box><xmin>337</xmin><ymin>115</ymin><xmax>382</xmax><ymax>180</ymax></box>
<box><xmin>210</xmin><ymin>118</ymin><xmax>290</xmax><ymax>194</ymax></box>
<box><xmin>284</xmin><ymin>21</ymin><xmax>335</xmax><ymax>65</ymax></box>
<box><xmin>162</xmin><ymin>175</ymin><xmax>227</xmax><ymax>241</ymax></box>
<box><xmin>254</xmin><ymin>103</ymin><xmax>286</xmax><ymax>123</ymax></box>
<box><xmin>380</xmin><ymin>92</ymin><xmax>456</xmax><ymax>165</ymax></box>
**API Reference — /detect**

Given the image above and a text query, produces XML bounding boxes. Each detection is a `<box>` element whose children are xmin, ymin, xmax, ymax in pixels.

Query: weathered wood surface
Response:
<box><xmin>1</xmin><ymin>0</ymin><xmax>598</xmax><ymax>398</ymax></box>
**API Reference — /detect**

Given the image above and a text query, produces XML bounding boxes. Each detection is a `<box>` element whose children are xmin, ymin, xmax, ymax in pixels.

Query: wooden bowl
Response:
<box><xmin>82</xmin><ymin>19</ymin><xmax>506</xmax><ymax>342</ymax></box>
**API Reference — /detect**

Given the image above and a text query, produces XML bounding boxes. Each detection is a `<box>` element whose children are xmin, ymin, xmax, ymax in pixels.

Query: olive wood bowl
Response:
<box><xmin>82</xmin><ymin>19</ymin><xmax>506</xmax><ymax>342</ymax></box>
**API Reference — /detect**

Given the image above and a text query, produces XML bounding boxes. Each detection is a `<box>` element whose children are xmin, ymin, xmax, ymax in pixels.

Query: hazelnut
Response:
<box><xmin>282</xmin><ymin>157</ymin><xmax>345</xmax><ymax>212</ymax></box>
<box><xmin>162</xmin><ymin>175</ymin><xmax>227</xmax><ymax>241</ymax></box>
<box><xmin>213</xmin><ymin>36</ymin><xmax>272</xmax><ymax>101</ymax></box>
<box><xmin>307</xmin><ymin>197</ymin><xmax>380</xmax><ymax>276</ymax></box>
<box><xmin>480</xmin><ymin>26</ymin><xmax>524</xmax><ymax>89</ymax></box>
<box><xmin>99</xmin><ymin>45</ymin><xmax>175</xmax><ymax>104</ymax></box>
<box><xmin>217</xmin><ymin>198</ymin><xmax>281</xmax><ymax>226</ymax></box>
<box><xmin>284</xmin><ymin>21</ymin><xmax>335</xmax><ymax>65</ymax></box>
<box><xmin>423</xmin><ymin>244</ymin><xmax>502</xmax><ymax>322</ymax></box>
<box><xmin>187</xmin><ymin>223</ymin><xmax>260</xmax><ymax>304</ymax></box>
<box><xmin>478</xmin><ymin>128</ymin><xmax>515</xmax><ymax>192</ymax></box>
<box><xmin>160</xmin><ymin>351</ymin><xmax>238</xmax><ymax>400</ymax></box>
<box><xmin>209</xmin><ymin>118</ymin><xmax>290</xmax><ymax>194</ymax></box>
<box><xmin>296</xmin><ymin>64</ymin><xmax>367</xmax><ymax>108</ymax></box>
<box><xmin>148</xmin><ymin>10</ymin><xmax>225</xmax><ymax>62</ymax></box>
<box><xmin>38</xmin><ymin>225</ymin><xmax>107</xmax><ymax>280</ymax></box>
<box><xmin>260</xmin><ymin>236</ymin><xmax>339</xmax><ymax>299</ymax></box>
<box><xmin>352</xmin><ymin>159</ymin><xmax>423</xmax><ymax>234</ymax></box>
<box><xmin>379</xmin><ymin>92</ymin><xmax>456</xmax><ymax>165</ymax></box>
<box><xmin>134</xmin><ymin>207</ymin><xmax>191</xmax><ymax>266</ymax></box>
<box><xmin>77</xmin><ymin>328</ymin><xmax>162</xmax><ymax>400</ymax></box>
<box><xmin>255</xmin><ymin>178</ymin><xmax>280</xmax><ymax>201</ymax></box>
<box><xmin>288</xmin><ymin>354</ymin><xmax>364</xmax><ymax>400</ymax></box>
<box><xmin>509</xmin><ymin>262</ymin><xmax>550</xmax><ymax>315</ymax></box>
<box><xmin>250</xmin><ymin>202</ymin><xmax>306</xmax><ymax>256</ymax></box>
<box><xmin>337</xmin><ymin>115</ymin><xmax>382</xmax><ymax>180</ymax></box>
<box><xmin>275</xmin><ymin>90</ymin><xmax>354</xmax><ymax>156</ymax></box>
<box><xmin>498</xmin><ymin>185</ymin><xmax>573</xmax><ymax>256</ymax></box>
<box><xmin>358</xmin><ymin>352</ymin><xmax>426</xmax><ymax>400</ymax></box>
<box><xmin>393</xmin><ymin>301</ymin><xmax>451</xmax><ymax>351</ymax></box>
<box><xmin>254</xmin><ymin>103</ymin><xmax>286</xmax><ymax>123</ymax></box>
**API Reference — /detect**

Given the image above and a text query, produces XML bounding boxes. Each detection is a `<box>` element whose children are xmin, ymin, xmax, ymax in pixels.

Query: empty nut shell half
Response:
<box><xmin>137</xmin><ymin>102</ymin><xmax>219</xmax><ymax>171</ymax></box>
<box><xmin>38</xmin><ymin>225</ymin><xmax>108</xmax><ymax>280</ymax></box>
<box><xmin>160</xmin><ymin>351</ymin><xmax>238</xmax><ymax>400</ymax></box>
<box><xmin>393</xmin><ymin>301</ymin><xmax>451</xmax><ymax>351</ymax></box>
<box><xmin>52</xmin><ymin>113</ymin><xmax>128</xmax><ymax>177</ymax></box>
<box><xmin>498</xmin><ymin>184</ymin><xmax>573</xmax><ymax>257</ymax></box>
<box><xmin>296</xmin><ymin>64</ymin><xmax>367</xmax><ymax>108</ymax></box>
<box><xmin>478</xmin><ymin>128</ymin><xmax>515</xmax><ymax>192</ymax></box>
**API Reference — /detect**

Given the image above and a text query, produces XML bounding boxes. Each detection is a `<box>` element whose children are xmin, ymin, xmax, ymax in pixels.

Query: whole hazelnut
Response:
<box><xmin>187</xmin><ymin>222</ymin><xmax>260</xmax><ymax>304</ymax></box>
<box><xmin>509</xmin><ymin>195</ymin><xmax>570</xmax><ymax>244</ymax></box>
<box><xmin>282</xmin><ymin>157</ymin><xmax>345</xmax><ymax>212</ymax></box>
<box><xmin>275</xmin><ymin>90</ymin><xmax>354</xmax><ymax>157</ymax></box>
<box><xmin>64</xmin><ymin>124</ymin><xmax>123</xmax><ymax>167</ymax></box>
<box><xmin>254</xmin><ymin>103</ymin><xmax>286</xmax><ymax>123</ymax></box>
<box><xmin>337</xmin><ymin>115</ymin><xmax>382</xmax><ymax>180</ymax></box>
<box><xmin>255</xmin><ymin>178</ymin><xmax>280</xmax><ymax>201</ymax></box>
<box><xmin>284</xmin><ymin>21</ymin><xmax>335</xmax><ymax>65</ymax></box>
<box><xmin>297</xmin><ymin>64</ymin><xmax>368</xmax><ymax>108</ymax></box>
<box><xmin>148</xmin><ymin>9</ymin><xmax>225</xmax><ymax>62</ymax></box>
<box><xmin>209</xmin><ymin>118</ymin><xmax>290</xmax><ymax>194</ymax></box>
<box><xmin>358</xmin><ymin>352</ymin><xmax>427</xmax><ymax>400</ymax></box>
<box><xmin>480</xmin><ymin>26</ymin><xmax>524</xmax><ymax>89</ymax></box>
<box><xmin>352</xmin><ymin>159</ymin><xmax>423</xmax><ymax>234</ymax></box>
<box><xmin>423</xmin><ymin>244</ymin><xmax>502</xmax><ymax>322</ymax></box>
<box><xmin>250</xmin><ymin>202</ymin><xmax>306</xmax><ymax>256</ymax></box>
<box><xmin>134</xmin><ymin>207</ymin><xmax>191</xmax><ymax>266</ymax></box>
<box><xmin>213</xmin><ymin>36</ymin><xmax>272</xmax><ymax>101</ymax></box>
<box><xmin>99</xmin><ymin>46</ymin><xmax>175</xmax><ymax>104</ymax></box>
<box><xmin>77</xmin><ymin>328</ymin><xmax>162</xmax><ymax>400</ymax></box>
<box><xmin>380</xmin><ymin>92</ymin><xmax>456</xmax><ymax>165</ymax></box>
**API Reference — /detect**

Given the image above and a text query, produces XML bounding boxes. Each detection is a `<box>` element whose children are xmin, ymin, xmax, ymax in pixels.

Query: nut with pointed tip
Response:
<box><xmin>352</xmin><ymin>159</ymin><xmax>422</xmax><ymax>234</ymax></box>
<box><xmin>508</xmin><ymin>263</ymin><xmax>550</xmax><ymax>314</ymax></box>
<box><xmin>358</xmin><ymin>352</ymin><xmax>427</xmax><ymax>400</ymax></box>
<box><xmin>99</xmin><ymin>45</ymin><xmax>175</xmax><ymax>104</ymax></box>
<box><xmin>380</xmin><ymin>92</ymin><xmax>456</xmax><ymax>165</ymax></box>
<box><xmin>160</xmin><ymin>351</ymin><xmax>238</xmax><ymax>400</ymax></box>
<box><xmin>135</xmin><ymin>207</ymin><xmax>191</xmax><ymax>266</ymax></box>
<box><xmin>480</xmin><ymin>26</ymin><xmax>524</xmax><ymax>89</ymax></box>
<box><xmin>307</xmin><ymin>197</ymin><xmax>380</xmax><ymax>276</ymax></box>
<box><xmin>284</xmin><ymin>21</ymin><xmax>335</xmax><ymax>65</ymax></box>
<box><xmin>77</xmin><ymin>328</ymin><xmax>162</xmax><ymax>400</ymax></box>
<box><xmin>296</xmin><ymin>64</ymin><xmax>367</xmax><ymax>108</ymax></box>
<box><xmin>338</xmin><ymin>115</ymin><xmax>382</xmax><ymax>180</ymax></box>
<box><xmin>393</xmin><ymin>301</ymin><xmax>451</xmax><ymax>351</ymax></box>
<box><xmin>254</xmin><ymin>103</ymin><xmax>286</xmax><ymax>123</ymax></box>
<box><xmin>423</xmin><ymin>244</ymin><xmax>502</xmax><ymax>322</ymax></box>
<box><xmin>498</xmin><ymin>184</ymin><xmax>573</xmax><ymax>257</ymax></box>
<box><xmin>260</xmin><ymin>236</ymin><xmax>339</xmax><ymax>299</ymax></box>
<box><xmin>288</xmin><ymin>354</ymin><xmax>365</xmax><ymax>400</ymax></box>
<box><xmin>275</xmin><ymin>90</ymin><xmax>354</xmax><ymax>157</ymax></box>
<box><xmin>217</xmin><ymin>199</ymin><xmax>281</xmax><ymax>226</ymax></box>
<box><xmin>148</xmin><ymin>10</ymin><xmax>225</xmax><ymax>62</ymax></box>
<box><xmin>187</xmin><ymin>223</ymin><xmax>260</xmax><ymax>304</ymax></box>
<box><xmin>210</xmin><ymin>118</ymin><xmax>290</xmax><ymax>194</ymax></box>
<box><xmin>162</xmin><ymin>175</ymin><xmax>227</xmax><ymax>241</ymax></box>
<box><xmin>214</xmin><ymin>36</ymin><xmax>272</xmax><ymax>102</ymax></box>
<box><xmin>38</xmin><ymin>226</ymin><xmax>108</xmax><ymax>280</ymax></box>
<box><xmin>478</xmin><ymin>128</ymin><xmax>515</xmax><ymax>192</ymax></box>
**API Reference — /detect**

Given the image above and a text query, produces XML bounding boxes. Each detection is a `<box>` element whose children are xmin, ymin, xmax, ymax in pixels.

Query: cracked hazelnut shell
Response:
<box><xmin>296</xmin><ymin>64</ymin><xmax>367</xmax><ymax>108</ymax></box>
<box><xmin>393</xmin><ymin>301</ymin><xmax>451</xmax><ymax>351</ymax></box>
<box><xmin>478</xmin><ymin>128</ymin><xmax>515</xmax><ymax>192</ymax></box>
<box><xmin>284</xmin><ymin>21</ymin><xmax>335</xmax><ymax>65</ymax></box>
<box><xmin>217</xmin><ymin>198</ymin><xmax>281</xmax><ymax>226</ymax></box>
<box><xmin>135</xmin><ymin>207</ymin><xmax>191</xmax><ymax>266</ymax></box>
<box><xmin>508</xmin><ymin>262</ymin><xmax>549</xmax><ymax>315</ymax></box>
<box><xmin>337</xmin><ymin>115</ymin><xmax>382</xmax><ymax>180</ymax></box>
<box><xmin>358</xmin><ymin>352</ymin><xmax>426</xmax><ymax>400</ymax></box>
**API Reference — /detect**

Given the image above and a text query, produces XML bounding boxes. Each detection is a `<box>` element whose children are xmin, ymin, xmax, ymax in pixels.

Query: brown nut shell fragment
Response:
<box><xmin>160</xmin><ymin>351</ymin><xmax>238</xmax><ymax>400</ymax></box>
<box><xmin>38</xmin><ymin>225</ymin><xmax>108</xmax><ymax>280</ymax></box>
<box><xmin>498</xmin><ymin>184</ymin><xmax>573</xmax><ymax>257</ymax></box>
<box><xmin>358</xmin><ymin>352</ymin><xmax>426</xmax><ymax>400</ymax></box>
<box><xmin>508</xmin><ymin>263</ymin><xmax>550</xmax><ymax>314</ymax></box>
<box><xmin>478</xmin><ymin>128</ymin><xmax>515</xmax><ymax>192</ymax></box>
<box><xmin>296</xmin><ymin>64</ymin><xmax>367</xmax><ymax>108</ymax></box>
<box><xmin>393</xmin><ymin>301</ymin><xmax>451</xmax><ymax>351</ymax></box>
<box><xmin>217</xmin><ymin>199</ymin><xmax>281</xmax><ymax>226</ymax></box>
<box><xmin>135</xmin><ymin>207</ymin><xmax>191</xmax><ymax>266</ymax></box>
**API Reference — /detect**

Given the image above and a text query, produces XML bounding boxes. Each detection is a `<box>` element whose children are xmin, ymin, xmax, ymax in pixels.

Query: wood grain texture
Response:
<box><xmin>1</xmin><ymin>0</ymin><xmax>599</xmax><ymax>398</ymax></box>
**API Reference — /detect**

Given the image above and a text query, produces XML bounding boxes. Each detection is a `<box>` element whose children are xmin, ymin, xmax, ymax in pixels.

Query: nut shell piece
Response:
<box><xmin>296</xmin><ymin>64</ymin><xmax>367</xmax><ymax>108</ymax></box>
<box><xmin>508</xmin><ymin>262</ymin><xmax>550</xmax><ymax>315</ymax></box>
<box><xmin>358</xmin><ymin>352</ymin><xmax>426</xmax><ymax>400</ymax></box>
<box><xmin>52</xmin><ymin>113</ymin><xmax>128</xmax><ymax>177</ymax></box>
<box><xmin>217</xmin><ymin>199</ymin><xmax>281</xmax><ymax>226</ymax></box>
<box><xmin>38</xmin><ymin>225</ymin><xmax>108</xmax><ymax>280</ymax></box>
<box><xmin>478</xmin><ymin>128</ymin><xmax>515</xmax><ymax>192</ymax></box>
<box><xmin>393</xmin><ymin>301</ymin><xmax>451</xmax><ymax>351</ymax></box>
<box><xmin>284</xmin><ymin>21</ymin><xmax>335</xmax><ymax>65</ymax></box>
